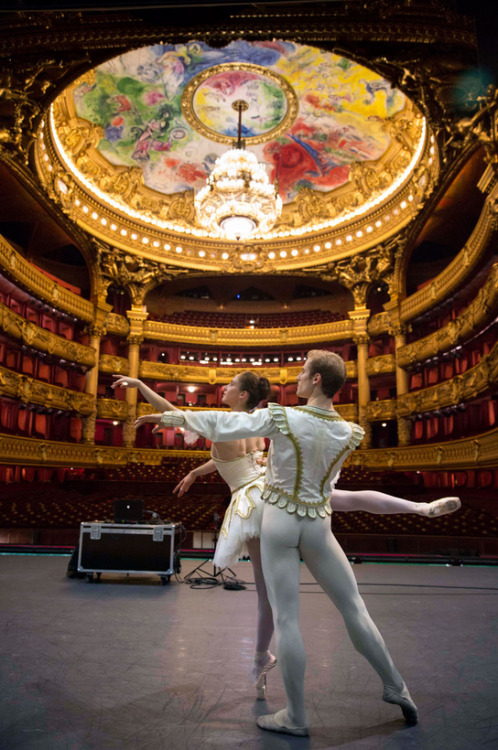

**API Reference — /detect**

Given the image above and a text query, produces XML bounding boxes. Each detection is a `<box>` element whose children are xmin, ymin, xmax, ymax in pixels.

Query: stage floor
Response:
<box><xmin>0</xmin><ymin>555</ymin><xmax>497</xmax><ymax>750</ymax></box>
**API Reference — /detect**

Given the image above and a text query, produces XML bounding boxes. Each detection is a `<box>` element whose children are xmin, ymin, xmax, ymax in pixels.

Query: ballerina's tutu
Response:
<box><xmin>212</xmin><ymin>453</ymin><xmax>266</xmax><ymax>569</ymax></box>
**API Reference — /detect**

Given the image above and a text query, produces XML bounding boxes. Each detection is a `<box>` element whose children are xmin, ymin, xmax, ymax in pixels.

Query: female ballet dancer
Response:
<box><xmin>112</xmin><ymin>371</ymin><xmax>461</xmax><ymax>702</ymax></box>
<box><xmin>113</xmin><ymin>371</ymin><xmax>277</xmax><ymax>699</ymax></box>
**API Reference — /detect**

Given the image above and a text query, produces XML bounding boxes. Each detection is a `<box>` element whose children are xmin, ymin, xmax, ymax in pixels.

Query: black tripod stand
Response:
<box><xmin>184</xmin><ymin>512</ymin><xmax>240</xmax><ymax>588</ymax></box>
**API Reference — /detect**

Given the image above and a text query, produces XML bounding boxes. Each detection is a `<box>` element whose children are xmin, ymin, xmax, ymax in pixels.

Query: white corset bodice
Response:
<box><xmin>211</xmin><ymin>451</ymin><xmax>265</xmax><ymax>492</ymax></box>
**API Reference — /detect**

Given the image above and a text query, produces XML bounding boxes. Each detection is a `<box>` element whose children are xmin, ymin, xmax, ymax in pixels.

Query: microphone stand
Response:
<box><xmin>184</xmin><ymin>512</ymin><xmax>237</xmax><ymax>587</ymax></box>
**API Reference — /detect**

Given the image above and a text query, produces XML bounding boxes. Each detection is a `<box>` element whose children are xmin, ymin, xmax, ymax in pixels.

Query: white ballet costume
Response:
<box><xmin>212</xmin><ymin>451</ymin><xmax>266</xmax><ymax>569</ymax></box>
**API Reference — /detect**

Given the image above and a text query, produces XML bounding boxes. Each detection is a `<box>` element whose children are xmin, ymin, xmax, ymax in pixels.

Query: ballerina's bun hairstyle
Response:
<box><xmin>306</xmin><ymin>349</ymin><xmax>347</xmax><ymax>398</ymax></box>
<box><xmin>238</xmin><ymin>371</ymin><xmax>271</xmax><ymax>410</ymax></box>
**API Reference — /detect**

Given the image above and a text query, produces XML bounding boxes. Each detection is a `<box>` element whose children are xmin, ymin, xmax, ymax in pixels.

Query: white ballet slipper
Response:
<box><xmin>257</xmin><ymin>709</ymin><xmax>309</xmax><ymax>736</ymax></box>
<box><xmin>383</xmin><ymin>683</ymin><xmax>418</xmax><ymax>724</ymax></box>
<box><xmin>419</xmin><ymin>496</ymin><xmax>461</xmax><ymax>518</ymax></box>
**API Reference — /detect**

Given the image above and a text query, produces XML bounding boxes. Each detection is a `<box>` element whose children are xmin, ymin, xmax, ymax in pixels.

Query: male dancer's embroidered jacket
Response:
<box><xmin>160</xmin><ymin>403</ymin><xmax>364</xmax><ymax>519</ymax></box>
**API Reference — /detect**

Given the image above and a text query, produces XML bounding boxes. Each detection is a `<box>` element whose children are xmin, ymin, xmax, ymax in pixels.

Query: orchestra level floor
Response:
<box><xmin>0</xmin><ymin>554</ymin><xmax>497</xmax><ymax>750</ymax></box>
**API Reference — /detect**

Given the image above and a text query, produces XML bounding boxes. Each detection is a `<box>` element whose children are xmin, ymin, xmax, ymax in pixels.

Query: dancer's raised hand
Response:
<box><xmin>112</xmin><ymin>375</ymin><xmax>141</xmax><ymax>390</ymax></box>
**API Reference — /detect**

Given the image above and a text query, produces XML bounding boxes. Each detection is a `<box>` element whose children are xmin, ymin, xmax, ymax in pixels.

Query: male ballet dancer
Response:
<box><xmin>127</xmin><ymin>350</ymin><xmax>419</xmax><ymax>736</ymax></box>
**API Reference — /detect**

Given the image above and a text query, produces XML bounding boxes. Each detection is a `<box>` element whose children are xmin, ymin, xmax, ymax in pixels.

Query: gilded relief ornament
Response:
<box><xmin>167</xmin><ymin>191</ymin><xmax>196</xmax><ymax>223</ymax></box>
<box><xmin>295</xmin><ymin>189</ymin><xmax>331</xmax><ymax>224</ymax></box>
<box><xmin>98</xmin><ymin>167</ymin><xmax>143</xmax><ymax>202</ymax></box>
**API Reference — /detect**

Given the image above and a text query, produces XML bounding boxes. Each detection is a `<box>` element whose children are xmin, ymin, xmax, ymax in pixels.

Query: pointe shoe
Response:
<box><xmin>420</xmin><ymin>496</ymin><xmax>461</xmax><ymax>518</ymax></box>
<box><xmin>383</xmin><ymin>684</ymin><xmax>418</xmax><ymax>725</ymax></box>
<box><xmin>257</xmin><ymin>710</ymin><xmax>309</xmax><ymax>736</ymax></box>
<box><xmin>254</xmin><ymin>654</ymin><xmax>277</xmax><ymax>700</ymax></box>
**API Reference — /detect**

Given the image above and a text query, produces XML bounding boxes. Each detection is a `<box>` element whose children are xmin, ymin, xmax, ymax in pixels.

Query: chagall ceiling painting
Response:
<box><xmin>73</xmin><ymin>40</ymin><xmax>406</xmax><ymax>204</ymax></box>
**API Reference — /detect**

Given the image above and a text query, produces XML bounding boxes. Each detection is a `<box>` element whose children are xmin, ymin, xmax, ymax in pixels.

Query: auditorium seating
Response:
<box><xmin>1</xmin><ymin>482</ymin><xmax>497</xmax><ymax>540</ymax></box>
<box><xmin>148</xmin><ymin>309</ymin><xmax>347</xmax><ymax>328</ymax></box>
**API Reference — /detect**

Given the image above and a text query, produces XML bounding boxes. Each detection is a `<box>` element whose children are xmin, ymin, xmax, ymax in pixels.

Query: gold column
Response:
<box><xmin>350</xmin><ymin>309</ymin><xmax>371</xmax><ymax>448</ymax></box>
<box><xmin>123</xmin><ymin>306</ymin><xmax>148</xmax><ymax>448</ymax></box>
<box><xmin>82</xmin><ymin>299</ymin><xmax>112</xmax><ymax>444</ymax></box>
<box><xmin>385</xmin><ymin>300</ymin><xmax>412</xmax><ymax>447</ymax></box>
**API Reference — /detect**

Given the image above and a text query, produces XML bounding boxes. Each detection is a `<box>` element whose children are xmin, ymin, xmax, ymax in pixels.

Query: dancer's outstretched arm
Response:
<box><xmin>112</xmin><ymin>375</ymin><xmax>180</xmax><ymax>412</ymax></box>
<box><xmin>136</xmin><ymin>407</ymin><xmax>279</xmax><ymax>442</ymax></box>
<box><xmin>330</xmin><ymin>489</ymin><xmax>460</xmax><ymax>517</ymax></box>
<box><xmin>173</xmin><ymin>459</ymin><xmax>217</xmax><ymax>497</ymax></box>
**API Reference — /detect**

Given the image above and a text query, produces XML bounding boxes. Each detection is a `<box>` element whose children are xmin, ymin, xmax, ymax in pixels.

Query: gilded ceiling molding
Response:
<box><xmin>298</xmin><ymin>239</ymin><xmax>399</xmax><ymax>309</ymax></box>
<box><xmin>398</xmin><ymin>263</ymin><xmax>498</xmax><ymax>368</ymax></box>
<box><xmin>142</xmin><ymin>317</ymin><xmax>355</xmax><ymax>348</ymax></box>
<box><xmin>97</xmin><ymin>243</ymin><xmax>184</xmax><ymax>308</ymax></box>
<box><xmin>36</xmin><ymin>99</ymin><xmax>433</xmax><ymax>273</ymax></box>
<box><xmin>0</xmin><ymin>300</ymin><xmax>96</xmax><ymax>368</ymax></box>
<box><xmin>0</xmin><ymin>424</ymin><xmax>495</xmax><ymax>471</ymax></box>
<box><xmin>0</xmin><ymin>363</ymin><xmax>94</xmax><ymax>415</ymax></box>
<box><xmin>399</xmin><ymin>184</ymin><xmax>498</xmax><ymax>323</ymax></box>
<box><xmin>397</xmin><ymin>341</ymin><xmax>498</xmax><ymax>417</ymax></box>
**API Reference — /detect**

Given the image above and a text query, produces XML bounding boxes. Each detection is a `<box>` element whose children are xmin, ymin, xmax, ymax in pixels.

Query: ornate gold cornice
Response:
<box><xmin>398</xmin><ymin>263</ymin><xmax>498</xmax><ymax>367</ymax></box>
<box><xmin>0</xmin><ymin>363</ymin><xmax>94</xmax><ymax>414</ymax></box>
<box><xmin>0</xmin><ymin>300</ymin><xmax>95</xmax><ymax>367</ymax></box>
<box><xmin>397</xmin><ymin>341</ymin><xmax>498</xmax><ymax>417</ymax></box>
<box><xmin>1</xmin><ymin>425</ymin><xmax>495</xmax><ymax>471</ymax></box>
<box><xmin>142</xmin><ymin>318</ymin><xmax>355</xmax><ymax>348</ymax></box>
<box><xmin>96</xmin><ymin>398</ymin><xmax>129</xmax><ymax>421</ymax></box>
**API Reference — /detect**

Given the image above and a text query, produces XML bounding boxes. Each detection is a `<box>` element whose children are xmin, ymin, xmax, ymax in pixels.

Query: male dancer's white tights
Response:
<box><xmin>245</xmin><ymin>490</ymin><xmax>429</xmax><ymax>656</ymax></box>
<box><xmin>260</xmin><ymin>502</ymin><xmax>405</xmax><ymax>728</ymax></box>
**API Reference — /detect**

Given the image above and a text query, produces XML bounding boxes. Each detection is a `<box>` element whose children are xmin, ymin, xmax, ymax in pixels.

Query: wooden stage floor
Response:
<box><xmin>1</xmin><ymin>554</ymin><xmax>497</xmax><ymax>750</ymax></box>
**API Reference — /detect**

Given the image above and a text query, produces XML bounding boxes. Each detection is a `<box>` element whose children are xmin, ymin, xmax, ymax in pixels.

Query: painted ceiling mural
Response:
<box><xmin>72</xmin><ymin>40</ymin><xmax>406</xmax><ymax>204</ymax></box>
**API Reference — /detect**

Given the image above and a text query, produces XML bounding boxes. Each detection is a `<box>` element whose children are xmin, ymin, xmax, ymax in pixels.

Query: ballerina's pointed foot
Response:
<box><xmin>422</xmin><ymin>496</ymin><xmax>461</xmax><ymax>518</ymax></box>
<box><xmin>252</xmin><ymin>651</ymin><xmax>277</xmax><ymax>700</ymax></box>
<box><xmin>257</xmin><ymin>709</ymin><xmax>309</xmax><ymax>736</ymax></box>
<box><xmin>383</xmin><ymin>684</ymin><xmax>418</xmax><ymax>725</ymax></box>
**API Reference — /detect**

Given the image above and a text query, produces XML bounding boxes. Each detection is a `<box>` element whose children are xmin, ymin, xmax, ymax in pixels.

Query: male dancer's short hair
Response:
<box><xmin>306</xmin><ymin>349</ymin><xmax>347</xmax><ymax>398</ymax></box>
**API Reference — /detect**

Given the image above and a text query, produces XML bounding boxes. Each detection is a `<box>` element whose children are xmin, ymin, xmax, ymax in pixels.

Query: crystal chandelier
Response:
<box><xmin>195</xmin><ymin>100</ymin><xmax>282</xmax><ymax>241</ymax></box>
